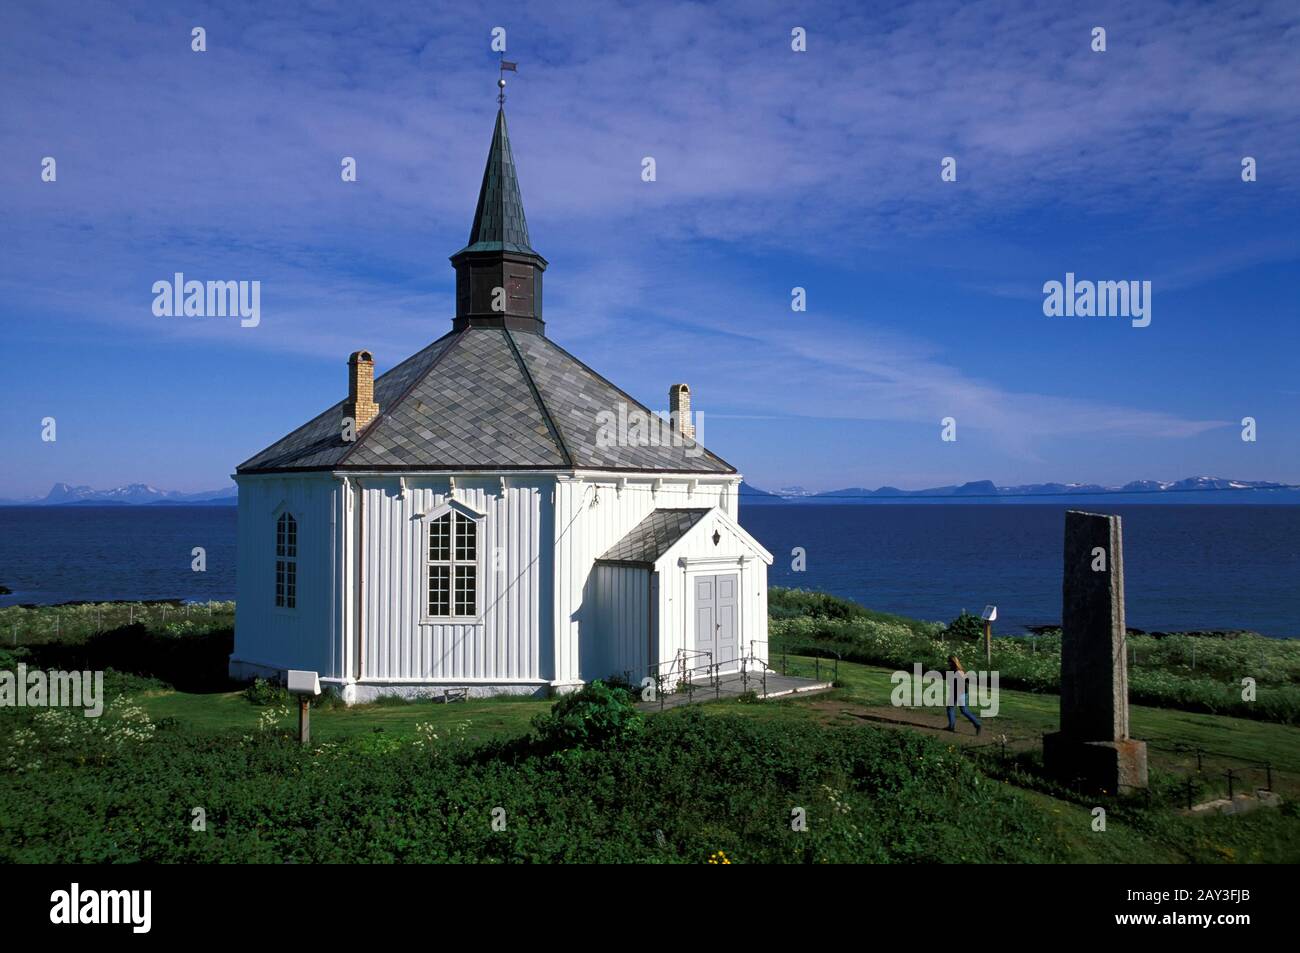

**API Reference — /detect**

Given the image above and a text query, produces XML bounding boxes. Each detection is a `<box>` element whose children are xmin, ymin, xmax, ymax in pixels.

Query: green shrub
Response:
<box><xmin>769</xmin><ymin>588</ymin><xmax>870</xmax><ymax>621</ymax></box>
<box><xmin>0</xmin><ymin>711</ymin><xmax>1073</xmax><ymax>863</ymax></box>
<box><xmin>18</xmin><ymin>622</ymin><xmax>233</xmax><ymax>693</ymax></box>
<box><xmin>770</xmin><ymin>598</ymin><xmax>1300</xmax><ymax>724</ymax></box>
<box><xmin>531</xmin><ymin>680</ymin><xmax>643</xmax><ymax>750</ymax></box>
<box><xmin>0</xmin><ymin>646</ymin><xmax>30</xmax><ymax>670</ymax></box>
<box><xmin>946</xmin><ymin>611</ymin><xmax>985</xmax><ymax>642</ymax></box>
<box><xmin>243</xmin><ymin>677</ymin><xmax>288</xmax><ymax>707</ymax></box>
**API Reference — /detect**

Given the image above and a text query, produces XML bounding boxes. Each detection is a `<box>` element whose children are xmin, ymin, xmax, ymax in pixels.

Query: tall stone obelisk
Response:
<box><xmin>1043</xmin><ymin>511</ymin><xmax>1148</xmax><ymax>793</ymax></box>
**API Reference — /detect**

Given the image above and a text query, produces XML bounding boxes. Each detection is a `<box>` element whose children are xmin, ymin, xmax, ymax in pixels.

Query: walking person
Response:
<box><xmin>945</xmin><ymin>655</ymin><xmax>982</xmax><ymax>734</ymax></box>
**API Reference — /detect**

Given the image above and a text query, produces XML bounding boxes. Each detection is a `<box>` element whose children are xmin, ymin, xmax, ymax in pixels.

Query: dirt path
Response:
<box><xmin>799</xmin><ymin>698</ymin><xmax>1039</xmax><ymax>753</ymax></box>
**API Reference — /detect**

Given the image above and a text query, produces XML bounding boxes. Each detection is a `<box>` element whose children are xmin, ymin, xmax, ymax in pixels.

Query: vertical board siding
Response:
<box><xmin>588</xmin><ymin>564</ymin><xmax>650</xmax><ymax>682</ymax></box>
<box><xmin>650</xmin><ymin>507</ymin><xmax>769</xmax><ymax>675</ymax></box>
<box><xmin>236</xmin><ymin>473</ymin><xmax>750</xmax><ymax>689</ymax></box>
<box><xmin>361</xmin><ymin>478</ymin><xmax>544</xmax><ymax>681</ymax></box>
<box><xmin>553</xmin><ymin>480</ymin><xmax>734</xmax><ymax>684</ymax></box>
<box><xmin>234</xmin><ymin>475</ymin><xmax>341</xmax><ymax>679</ymax></box>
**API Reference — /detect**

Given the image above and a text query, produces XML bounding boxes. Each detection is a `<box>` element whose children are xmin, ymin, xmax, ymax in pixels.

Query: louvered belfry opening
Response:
<box><xmin>450</xmin><ymin>107</ymin><xmax>548</xmax><ymax>334</ymax></box>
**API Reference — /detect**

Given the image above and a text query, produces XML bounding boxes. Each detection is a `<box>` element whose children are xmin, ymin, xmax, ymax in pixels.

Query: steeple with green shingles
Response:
<box><xmin>457</xmin><ymin>108</ymin><xmax>539</xmax><ymax>257</ymax></box>
<box><xmin>450</xmin><ymin>107</ymin><xmax>547</xmax><ymax>333</ymax></box>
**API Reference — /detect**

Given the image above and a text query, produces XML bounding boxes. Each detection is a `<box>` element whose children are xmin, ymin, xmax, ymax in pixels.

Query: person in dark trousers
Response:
<box><xmin>945</xmin><ymin>655</ymin><xmax>982</xmax><ymax>734</ymax></box>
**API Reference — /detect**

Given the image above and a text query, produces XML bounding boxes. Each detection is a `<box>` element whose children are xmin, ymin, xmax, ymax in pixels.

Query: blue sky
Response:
<box><xmin>2</xmin><ymin>0</ymin><xmax>1297</xmax><ymax>497</ymax></box>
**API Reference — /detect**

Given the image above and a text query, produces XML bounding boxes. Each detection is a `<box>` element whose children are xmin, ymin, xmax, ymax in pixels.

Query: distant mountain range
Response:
<box><xmin>740</xmin><ymin>476</ymin><xmax>1300</xmax><ymax>504</ymax></box>
<box><xmin>0</xmin><ymin>483</ymin><xmax>238</xmax><ymax>506</ymax></box>
<box><xmin>3</xmin><ymin>476</ymin><xmax>1296</xmax><ymax>507</ymax></box>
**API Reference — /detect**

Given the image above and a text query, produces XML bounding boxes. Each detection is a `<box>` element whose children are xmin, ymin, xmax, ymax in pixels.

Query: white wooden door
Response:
<box><xmin>694</xmin><ymin>573</ymin><xmax>739</xmax><ymax>670</ymax></box>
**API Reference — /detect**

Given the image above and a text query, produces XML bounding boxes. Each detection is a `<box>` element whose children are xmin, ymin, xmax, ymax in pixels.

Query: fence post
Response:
<box><xmin>1225</xmin><ymin>768</ymin><xmax>1236</xmax><ymax>801</ymax></box>
<box><xmin>1195</xmin><ymin>748</ymin><xmax>1203</xmax><ymax>773</ymax></box>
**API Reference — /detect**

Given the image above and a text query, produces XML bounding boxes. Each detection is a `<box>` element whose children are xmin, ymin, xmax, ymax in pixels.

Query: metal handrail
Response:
<box><xmin>648</xmin><ymin>642</ymin><xmax>800</xmax><ymax>706</ymax></box>
<box><xmin>648</xmin><ymin>648</ymin><xmax>716</xmax><ymax>704</ymax></box>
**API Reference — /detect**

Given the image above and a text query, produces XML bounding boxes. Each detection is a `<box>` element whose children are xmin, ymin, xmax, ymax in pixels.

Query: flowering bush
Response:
<box><xmin>2</xmin><ymin>696</ymin><xmax>155</xmax><ymax>773</ymax></box>
<box><xmin>413</xmin><ymin>720</ymin><xmax>471</xmax><ymax>755</ymax></box>
<box><xmin>256</xmin><ymin>704</ymin><xmax>289</xmax><ymax>733</ymax></box>
<box><xmin>0</xmin><ymin>711</ymin><xmax>1074</xmax><ymax>863</ymax></box>
<box><xmin>770</xmin><ymin>592</ymin><xmax>1300</xmax><ymax>724</ymax></box>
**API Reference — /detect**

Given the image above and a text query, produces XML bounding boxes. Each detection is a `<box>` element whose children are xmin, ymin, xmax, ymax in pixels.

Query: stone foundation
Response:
<box><xmin>342</xmin><ymin>681</ymin><xmax>550</xmax><ymax>704</ymax></box>
<box><xmin>228</xmin><ymin>658</ymin><xmax>553</xmax><ymax>705</ymax></box>
<box><xmin>228</xmin><ymin>657</ymin><xmax>283</xmax><ymax>683</ymax></box>
<box><xmin>1044</xmin><ymin>733</ymin><xmax>1149</xmax><ymax>795</ymax></box>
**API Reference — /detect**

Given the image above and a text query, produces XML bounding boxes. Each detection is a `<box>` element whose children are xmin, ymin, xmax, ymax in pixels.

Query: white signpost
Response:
<box><xmin>286</xmin><ymin>670</ymin><xmax>321</xmax><ymax>745</ymax></box>
<box><xmin>981</xmin><ymin>605</ymin><xmax>998</xmax><ymax>666</ymax></box>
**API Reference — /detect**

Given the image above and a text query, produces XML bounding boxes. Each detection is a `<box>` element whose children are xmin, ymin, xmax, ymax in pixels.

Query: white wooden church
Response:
<box><xmin>231</xmin><ymin>104</ymin><xmax>772</xmax><ymax>702</ymax></box>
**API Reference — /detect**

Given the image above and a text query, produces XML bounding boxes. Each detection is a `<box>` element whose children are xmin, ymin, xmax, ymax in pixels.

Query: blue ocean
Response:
<box><xmin>0</xmin><ymin>503</ymin><xmax>1296</xmax><ymax>637</ymax></box>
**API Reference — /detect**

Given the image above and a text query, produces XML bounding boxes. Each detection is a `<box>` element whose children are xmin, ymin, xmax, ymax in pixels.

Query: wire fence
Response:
<box><xmin>1</xmin><ymin>601</ymin><xmax>235</xmax><ymax>647</ymax></box>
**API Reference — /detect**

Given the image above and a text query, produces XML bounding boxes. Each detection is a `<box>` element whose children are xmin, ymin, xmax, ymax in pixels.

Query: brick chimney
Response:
<box><xmin>346</xmin><ymin>350</ymin><xmax>380</xmax><ymax>432</ymax></box>
<box><xmin>668</xmin><ymin>383</ymin><xmax>695</xmax><ymax>440</ymax></box>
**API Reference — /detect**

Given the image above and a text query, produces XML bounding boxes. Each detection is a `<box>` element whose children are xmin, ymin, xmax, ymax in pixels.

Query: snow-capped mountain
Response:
<box><xmin>0</xmin><ymin>483</ymin><xmax>238</xmax><ymax>505</ymax></box>
<box><xmin>739</xmin><ymin>476</ymin><xmax>1296</xmax><ymax>503</ymax></box>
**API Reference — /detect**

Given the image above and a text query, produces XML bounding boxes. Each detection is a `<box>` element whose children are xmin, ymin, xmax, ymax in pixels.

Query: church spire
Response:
<box><xmin>459</xmin><ymin>108</ymin><xmax>539</xmax><ymax>258</ymax></box>
<box><xmin>451</xmin><ymin>105</ymin><xmax>547</xmax><ymax>334</ymax></box>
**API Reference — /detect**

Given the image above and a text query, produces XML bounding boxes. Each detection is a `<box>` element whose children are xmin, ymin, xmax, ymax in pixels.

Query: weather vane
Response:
<box><xmin>498</xmin><ymin>57</ymin><xmax>517</xmax><ymax>105</ymax></box>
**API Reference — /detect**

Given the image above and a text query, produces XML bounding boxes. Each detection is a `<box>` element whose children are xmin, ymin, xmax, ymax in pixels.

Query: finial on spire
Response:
<box><xmin>498</xmin><ymin>58</ymin><xmax>517</xmax><ymax>106</ymax></box>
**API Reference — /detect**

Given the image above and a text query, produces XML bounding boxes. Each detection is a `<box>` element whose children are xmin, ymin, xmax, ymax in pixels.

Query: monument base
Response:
<box><xmin>1043</xmin><ymin>734</ymin><xmax>1148</xmax><ymax>794</ymax></box>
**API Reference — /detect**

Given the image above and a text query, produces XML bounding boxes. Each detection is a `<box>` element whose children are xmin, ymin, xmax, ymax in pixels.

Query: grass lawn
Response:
<box><xmin>684</xmin><ymin>656</ymin><xmax>1300</xmax><ymax>803</ymax></box>
<box><xmin>122</xmin><ymin>657</ymin><xmax>1300</xmax><ymax>863</ymax></box>
<box><xmin>137</xmin><ymin>653</ymin><xmax>1300</xmax><ymax>805</ymax></box>
<box><xmin>5</xmin><ymin>598</ymin><xmax>1298</xmax><ymax>863</ymax></box>
<box><xmin>139</xmin><ymin>688</ymin><xmax>548</xmax><ymax>744</ymax></box>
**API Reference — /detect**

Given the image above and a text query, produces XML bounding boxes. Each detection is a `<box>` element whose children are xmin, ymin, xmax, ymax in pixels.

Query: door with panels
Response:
<box><xmin>693</xmin><ymin>573</ymin><xmax>739</xmax><ymax>673</ymax></box>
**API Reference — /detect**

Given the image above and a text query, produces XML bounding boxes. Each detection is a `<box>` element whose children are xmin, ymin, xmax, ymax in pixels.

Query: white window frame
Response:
<box><xmin>420</xmin><ymin>500</ymin><xmax>486</xmax><ymax>624</ymax></box>
<box><xmin>273</xmin><ymin>508</ymin><xmax>298</xmax><ymax>611</ymax></box>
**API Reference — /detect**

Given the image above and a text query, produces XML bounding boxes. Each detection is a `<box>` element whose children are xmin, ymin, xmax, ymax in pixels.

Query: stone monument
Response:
<box><xmin>1043</xmin><ymin>510</ymin><xmax>1148</xmax><ymax>793</ymax></box>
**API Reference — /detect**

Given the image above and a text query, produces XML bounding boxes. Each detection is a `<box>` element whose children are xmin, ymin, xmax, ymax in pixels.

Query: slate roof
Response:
<box><xmin>237</xmin><ymin>328</ymin><xmax>736</xmax><ymax>474</ymax></box>
<box><xmin>596</xmin><ymin>509</ymin><xmax>711</xmax><ymax>567</ymax></box>
<box><xmin>237</xmin><ymin>105</ymin><xmax>736</xmax><ymax>477</ymax></box>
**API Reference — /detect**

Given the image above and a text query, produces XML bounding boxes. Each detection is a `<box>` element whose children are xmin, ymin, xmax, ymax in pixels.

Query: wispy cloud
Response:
<box><xmin>1</xmin><ymin>0</ymin><xmax>1296</xmax><ymax>494</ymax></box>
